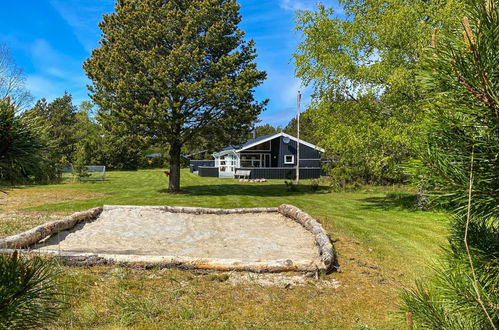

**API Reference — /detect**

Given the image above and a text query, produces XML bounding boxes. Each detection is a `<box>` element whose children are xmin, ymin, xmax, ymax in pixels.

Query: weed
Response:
<box><xmin>310</xmin><ymin>179</ymin><xmax>320</xmax><ymax>192</ymax></box>
<box><xmin>284</xmin><ymin>180</ymin><xmax>297</xmax><ymax>192</ymax></box>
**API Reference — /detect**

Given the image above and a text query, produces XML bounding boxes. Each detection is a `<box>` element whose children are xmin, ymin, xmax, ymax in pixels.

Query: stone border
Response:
<box><xmin>0</xmin><ymin>205</ymin><xmax>337</xmax><ymax>273</ymax></box>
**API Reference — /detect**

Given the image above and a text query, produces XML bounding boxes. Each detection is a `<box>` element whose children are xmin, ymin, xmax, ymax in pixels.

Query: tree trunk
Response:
<box><xmin>168</xmin><ymin>141</ymin><xmax>182</xmax><ymax>192</ymax></box>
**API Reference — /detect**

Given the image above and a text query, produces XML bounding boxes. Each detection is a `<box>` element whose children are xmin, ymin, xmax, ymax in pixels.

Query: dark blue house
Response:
<box><xmin>191</xmin><ymin>132</ymin><xmax>325</xmax><ymax>179</ymax></box>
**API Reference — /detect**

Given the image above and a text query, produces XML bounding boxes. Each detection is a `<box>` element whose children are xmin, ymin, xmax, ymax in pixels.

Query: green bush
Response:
<box><xmin>0</xmin><ymin>252</ymin><xmax>66</xmax><ymax>329</ymax></box>
<box><xmin>0</xmin><ymin>97</ymin><xmax>57</xmax><ymax>184</ymax></box>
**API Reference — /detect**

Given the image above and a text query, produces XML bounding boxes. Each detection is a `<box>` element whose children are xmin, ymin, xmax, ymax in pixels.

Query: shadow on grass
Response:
<box><xmin>359</xmin><ymin>192</ymin><xmax>420</xmax><ymax>211</ymax></box>
<box><xmin>158</xmin><ymin>183</ymin><xmax>329</xmax><ymax>197</ymax></box>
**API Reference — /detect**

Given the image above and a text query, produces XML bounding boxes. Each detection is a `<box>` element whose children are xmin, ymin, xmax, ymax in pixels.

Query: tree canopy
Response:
<box><xmin>0</xmin><ymin>44</ymin><xmax>32</xmax><ymax>111</ymax></box>
<box><xmin>27</xmin><ymin>93</ymin><xmax>78</xmax><ymax>164</ymax></box>
<box><xmin>293</xmin><ymin>0</ymin><xmax>463</xmax><ymax>184</ymax></box>
<box><xmin>84</xmin><ymin>0</ymin><xmax>266</xmax><ymax>191</ymax></box>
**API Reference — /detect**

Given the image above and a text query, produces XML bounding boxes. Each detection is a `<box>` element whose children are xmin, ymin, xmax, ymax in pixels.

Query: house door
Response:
<box><xmin>263</xmin><ymin>154</ymin><xmax>270</xmax><ymax>167</ymax></box>
<box><xmin>221</xmin><ymin>154</ymin><xmax>236</xmax><ymax>174</ymax></box>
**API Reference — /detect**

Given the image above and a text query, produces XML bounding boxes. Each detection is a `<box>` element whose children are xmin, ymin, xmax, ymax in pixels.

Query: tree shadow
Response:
<box><xmin>359</xmin><ymin>192</ymin><xmax>421</xmax><ymax>211</ymax></box>
<box><xmin>158</xmin><ymin>183</ymin><xmax>329</xmax><ymax>197</ymax></box>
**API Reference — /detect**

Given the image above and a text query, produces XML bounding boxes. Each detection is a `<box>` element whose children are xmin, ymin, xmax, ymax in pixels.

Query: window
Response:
<box><xmin>246</xmin><ymin>141</ymin><xmax>271</xmax><ymax>151</ymax></box>
<box><xmin>284</xmin><ymin>155</ymin><xmax>294</xmax><ymax>164</ymax></box>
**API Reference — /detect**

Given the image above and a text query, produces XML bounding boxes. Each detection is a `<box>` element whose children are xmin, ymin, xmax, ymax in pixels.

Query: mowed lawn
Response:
<box><xmin>0</xmin><ymin>169</ymin><xmax>449</xmax><ymax>328</ymax></box>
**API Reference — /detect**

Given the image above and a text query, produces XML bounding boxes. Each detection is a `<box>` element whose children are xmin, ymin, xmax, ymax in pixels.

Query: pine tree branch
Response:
<box><xmin>463</xmin><ymin>145</ymin><xmax>496</xmax><ymax>330</ymax></box>
<box><xmin>422</xmin><ymin>159</ymin><xmax>460</xmax><ymax>187</ymax></box>
<box><xmin>456</xmin><ymin>74</ymin><xmax>494</xmax><ymax>108</ymax></box>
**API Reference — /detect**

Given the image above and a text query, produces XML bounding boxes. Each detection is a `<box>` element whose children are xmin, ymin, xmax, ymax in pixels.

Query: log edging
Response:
<box><xmin>0</xmin><ymin>207</ymin><xmax>103</xmax><ymax>249</ymax></box>
<box><xmin>103</xmin><ymin>205</ymin><xmax>279</xmax><ymax>214</ymax></box>
<box><xmin>278</xmin><ymin>204</ymin><xmax>337</xmax><ymax>272</ymax></box>
<box><xmin>2</xmin><ymin>249</ymin><xmax>318</xmax><ymax>272</ymax></box>
<box><xmin>0</xmin><ymin>204</ymin><xmax>337</xmax><ymax>273</ymax></box>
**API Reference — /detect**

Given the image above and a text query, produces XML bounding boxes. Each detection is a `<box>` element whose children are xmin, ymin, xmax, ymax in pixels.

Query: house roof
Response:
<box><xmin>182</xmin><ymin>150</ymin><xmax>208</xmax><ymax>159</ymax></box>
<box><xmin>220</xmin><ymin>133</ymin><xmax>276</xmax><ymax>152</ymax></box>
<box><xmin>214</xmin><ymin>132</ymin><xmax>324</xmax><ymax>156</ymax></box>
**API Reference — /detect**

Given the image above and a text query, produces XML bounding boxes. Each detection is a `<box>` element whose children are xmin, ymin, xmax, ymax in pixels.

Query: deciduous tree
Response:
<box><xmin>0</xmin><ymin>44</ymin><xmax>32</xmax><ymax>111</ymax></box>
<box><xmin>293</xmin><ymin>0</ymin><xmax>463</xmax><ymax>184</ymax></box>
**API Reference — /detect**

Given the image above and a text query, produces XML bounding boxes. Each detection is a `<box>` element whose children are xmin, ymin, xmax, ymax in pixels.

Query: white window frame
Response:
<box><xmin>284</xmin><ymin>155</ymin><xmax>295</xmax><ymax>164</ymax></box>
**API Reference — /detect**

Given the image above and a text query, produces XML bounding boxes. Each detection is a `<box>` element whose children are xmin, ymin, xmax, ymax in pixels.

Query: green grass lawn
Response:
<box><xmin>0</xmin><ymin>169</ymin><xmax>449</xmax><ymax>328</ymax></box>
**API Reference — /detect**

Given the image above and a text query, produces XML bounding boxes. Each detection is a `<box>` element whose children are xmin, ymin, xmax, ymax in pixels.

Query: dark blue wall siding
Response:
<box><xmin>278</xmin><ymin>137</ymin><xmax>297</xmax><ymax>167</ymax></box>
<box><xmin>236</xmin><ymin>167</ymin><xmax>323</xmax><ymax>179</ymax></box>
<box><xmin>190</xmin><ymin>160</ymin><xmax>215</xmax><ymax>172</ymax></box>
<box><xmin>274</xmin><ymin>136</ymin><xmax>322</xmax><ymax>167</ymax></box>
<box><xmin>198</xmin><ymin>166</ymin><xmax>219</xmax><ymax>177</ymax></box>
<box><xmin>249</xmin><ymin>136</ymin><xmax>321</xmax><ymax>168</ymax></box>
<box><xmin>271</xmin><ymin>138</ymin><xmax>280</xmax><ymax>167</ymax></box>
<box><xmin>300</xmin><ymin>159</ymin><xmax>321</xmax><ymax>167</ymax></box>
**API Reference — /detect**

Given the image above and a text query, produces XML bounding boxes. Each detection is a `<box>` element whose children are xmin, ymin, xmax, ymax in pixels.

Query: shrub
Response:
<box><xmin>0</xmin><ymin>252</ymin><xmax>66</xmax><ymax>329</ymax></box>
<box><xmin>0</xmin><ymin>97</ymin><xmax>57</xmax><ymax>184</ymax></box>
<box><xmin>310</xmin><ymin>179</ymin><xmax>320</xmax><ymax>192</ymax></box>
<box><xmin>402</xmin><ymin>0</ymin><xmax>499</xmax><ymax>327</ymax></box>
<box><xmin>284</xmin><ymin>180</ymin><xmax>297</xmax><ymax>192</ymax></box>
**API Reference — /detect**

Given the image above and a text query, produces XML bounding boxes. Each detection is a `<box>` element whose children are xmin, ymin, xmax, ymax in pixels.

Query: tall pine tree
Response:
<box><xmin>84</xmin><ymin>0</ymin><xmax>266</xmax><ymax>192</ymax></box>
<box><xmin>27</xmin><ymin>93</ymin><xmax>78</xmax><ymax>164</ymax></box>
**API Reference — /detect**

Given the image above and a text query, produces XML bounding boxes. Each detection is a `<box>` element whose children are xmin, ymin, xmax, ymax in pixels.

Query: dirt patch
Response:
<box><xmin>0</xmin><ymin>188</ymin><xmax>104</xmax><ymax>211</ymax></box>
<box><xmin>227</xmin><ymin>272</ymin><xmax>340</xmax><ymax>289</ymax></box>
<box><xmin>35</xmin><ymin>207</ymin><xmax>321</xmax><ymax>265</ymax></box>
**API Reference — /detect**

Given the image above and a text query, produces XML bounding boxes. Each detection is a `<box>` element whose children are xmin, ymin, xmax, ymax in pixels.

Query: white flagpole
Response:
<box><xmin>296</xmin><ymin>90</ymin><xmax>301</xmax><ymax>185</ymax></box>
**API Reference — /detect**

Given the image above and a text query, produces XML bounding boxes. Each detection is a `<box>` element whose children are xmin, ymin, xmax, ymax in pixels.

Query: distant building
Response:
<box><xmin>182</xmin><ymin>150</ymin><xmax>210</xmax><ymax>160</ymax></box>
<box><xmin>145</xmin><ymin>153</ymin><xmax>163</xmax><ymax>159</ymax></box>
<box><xmin>190</xmin><ymin>132</ymin><xmax>324</xmax><ymax>179</ymax></box>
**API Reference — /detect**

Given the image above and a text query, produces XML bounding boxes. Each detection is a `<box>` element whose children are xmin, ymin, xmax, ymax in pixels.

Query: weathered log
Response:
<box><xmin>278</xmin><ymin>204</ymin><xmax>337</xmax><ymax>272</ymax></box>
<box><xmin>1</xmin><ymin>204</ymin><xmax>337</xmax><ymax>273</ymax></box>
<box><xmin>0</xmin><ymin>207</ymin><xmax>102</xmax><ymax>249</ymax></box>
<box><xmin>103</xmin><ymin>205</ymin><xmax>278</xmax><ymax>214</ymax></box>
<box><xmin>21</xmin><ymin>249</ymin><xmax>318</xmax><ymax>273</ymax></box>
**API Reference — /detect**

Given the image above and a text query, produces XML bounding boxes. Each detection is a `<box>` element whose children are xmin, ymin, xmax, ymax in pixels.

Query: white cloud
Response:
<box><xmin>258</xmin><ymin>89</ymin><xmax>311</xmax><ymax>127</ymax></box>
<box><xmin>25</xmin><ymin>75</ymin><xmax>58</xmax><ymax>100</ymax></box>
<box><xmin>281</xmin><ymin>79</ymin><xmax>304</xmax><ymax>103</ymax></box>
<box><xmin>259</xmin><ymin>107</ymin><xmax>294</xmax><ymax>127</ymax></box>
<box><xmin>279</xmin><ymin>0</ymin><xmax>344</xmax><ymax>15</ymax></box>
<box><xmin>279</xmin><ymin>0</ymin><xmax>315</xmax><ymax>11</ymax></box>
<box><xmin>26</xmin><ymin>73</ymin><xmax>90</xmax><ymax>106</ymax></box>
<box><xmin>49</xmin><ymin>0</ymin><xmax>114</xmax><ymax>52</ymax></box>
<box><xmin>31</xmin><ymin>39</ymin><xmax>66</xmax><ymax>68</ymax></box>
<box><xmin>27</xmin><ymin>39</ymin><xmax>90</xmax><ymax>105</ymax></box>
<box><xmin>255</xmin><ymin>68</ymin><xmax>312</xmax><ymax>127</ymax></box>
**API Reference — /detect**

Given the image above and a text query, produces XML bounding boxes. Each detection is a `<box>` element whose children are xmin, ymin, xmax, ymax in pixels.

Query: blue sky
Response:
<box><xmin>0</xmin><ymin>0</ymin><xmax>341</xmax><ymax>127</ymax></box>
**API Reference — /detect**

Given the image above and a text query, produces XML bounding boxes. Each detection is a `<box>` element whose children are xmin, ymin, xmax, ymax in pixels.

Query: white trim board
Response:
<box><xmin>284</xmin><ymin>155</ymin><xmax>295</xmax><ymax>164</ymax></box>
<box><xmin>212</xmin><ymin>132</ymin><xmax>325</xmax><ymax>157</ymax></box>
<box><xmin>237</xmin><ymin>132</ymin><xmax>325</xmax><ymax>153</ymax></box>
